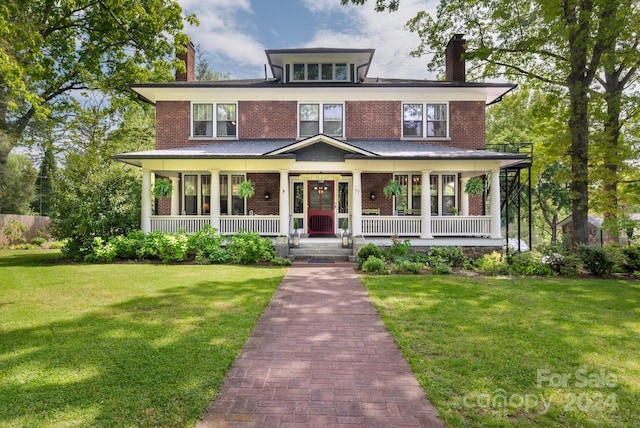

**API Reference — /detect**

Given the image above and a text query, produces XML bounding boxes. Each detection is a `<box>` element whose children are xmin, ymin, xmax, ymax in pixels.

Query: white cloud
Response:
<box><xmin>301</xmin><ymin>0</ymin><xmax>439</xmax><ymax>79</ymax></box>
<box><xmin>178</xmin><ymin>0</ymin><xmax>440</xmax><ymax>79</ymax></box>
<box><xmin>178</xmin><ymin>0</ymin><xmax>266</xmax><ymax>76</ymax></box>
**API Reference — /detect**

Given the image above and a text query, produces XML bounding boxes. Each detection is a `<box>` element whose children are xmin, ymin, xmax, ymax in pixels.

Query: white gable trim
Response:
<box><xmin>266</xmin><ymin>134</ymin><xmax>377</xmax><ymax>157</ymax></box>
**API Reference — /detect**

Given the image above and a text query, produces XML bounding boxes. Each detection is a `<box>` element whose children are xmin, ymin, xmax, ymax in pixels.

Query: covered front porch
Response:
<box><xmin>117</xmin><ymin>135</ymin><xmax>528</xmax><ymax>247</ymax></box>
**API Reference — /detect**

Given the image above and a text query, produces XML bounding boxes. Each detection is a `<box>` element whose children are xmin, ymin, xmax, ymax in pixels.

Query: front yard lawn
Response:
<box><xmin>361</xmin><ymin>275</ymin><xmax>640</xmax><ymax>427</ymax></box>
<box><xmin>0</xmin><ymin>250</ymin><xmax>287</xmax><ymax>427</ymax></box>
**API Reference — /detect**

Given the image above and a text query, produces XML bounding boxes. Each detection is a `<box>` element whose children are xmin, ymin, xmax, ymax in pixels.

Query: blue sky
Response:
<box><xmin>178</xmin><ymin>0</ymin><xmax>438</xmax><ymax>80</ymax></box>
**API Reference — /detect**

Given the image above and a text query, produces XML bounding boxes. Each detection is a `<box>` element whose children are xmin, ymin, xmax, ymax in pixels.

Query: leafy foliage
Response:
<box><xmin>0</xmin><ymin>154</ymin><xmax>37</xmax><ymax>214</ymax></box>
<box><xmin>53</xmin><ymin>165</ymin><xmax>141</xmax><ymax>261</ymax></box>
<box><xmin>362</xmin><ymin>256</ymin><xmax>389</xmax><ymax>274</ymax></box>
<box><xmin>225</xmin><ymin>231</ymin><xmax>275</xmax><ymax>264</ymax></box>
<box><xmin>577</xmin><ymin>245</ymin><xmax>616</xmax><ymax>276</ymax></box>
<box><xmin>357</xmin><ymin>243</ymin><xmax>386</xmax><ymax>268</ymax></box>
<box><xmin>2</xmin><ymin>219</ymin><xmax>27</xmax><ymax>246</ymax></box>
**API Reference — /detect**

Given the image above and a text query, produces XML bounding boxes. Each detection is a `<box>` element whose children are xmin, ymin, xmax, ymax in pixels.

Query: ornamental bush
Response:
<box><xmin>362</xmin><ymin>256</ymin><xmax>389</xmax><ymax>274</ymax></box>
<box><xmin>225</xmin><ymin>231</ymin><xmax>275</xmax><ymax>264</ymax></box>
<box><xmin>621</xmin><ymin>245</ymin><xmax>640</xmax><ymax>274</ymax></box>
<box><xmin>357</xmin><ymin>243</ymin><xmax>385</xmax><ymax>268</ymax></box>
<box><xmin>577</xmin><ymin>245</ymin><xmax>615</xmax><ymax>276</ymax></box>
<box><xmin>393</xmin><ymin>260</ymin><xmax>424</xmax><ymax>274</ymax></box>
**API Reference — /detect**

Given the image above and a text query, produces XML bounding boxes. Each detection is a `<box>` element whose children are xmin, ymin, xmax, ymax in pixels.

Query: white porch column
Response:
<box><xmin>490</xmin><ymin>169</ymin><xmax>502</xmax><ymax>238</ymax></box>
<box><xmin>460</xmin><ymin>177</ymin><xmax>469</xmax><ymax>216</ymax></box>
<box><xmin>170</xmin><ymin>177</ymin><xmax>179</xmax><ymax>216</ymax></box>
<box><xmin>210</xmin><ymin>170</ymin><xmax>220</xmax><ymax>231</ymax></box>
<box><xmin>279</xmin><ymin>170</ymin><xmax>289</xmax><ymax>235</ymax></box>
<box><xmin>352</xmin><ymin>170</ymin><xmax>362</xmax><ymax>236</ymax></box>
<box><xmin>421</xmin><ymin>170</ymin><xmax>433</xmax><ymax>239</ymax></box>
<box><xmin>141</xmin><ymin>169</ymin><xmax>152</xmax><ymax>233</ymax></box>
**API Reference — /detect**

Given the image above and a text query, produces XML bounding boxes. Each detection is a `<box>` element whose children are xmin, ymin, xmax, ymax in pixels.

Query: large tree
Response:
<box><xmin>343</xmin><ymin>0</ymin><xmax>626</xmax><ymax>248</ymax></box>
<box><xmin>0</xmin><ymin>0</ymin><xmax>194</xmax><ymax>193</ymax></box>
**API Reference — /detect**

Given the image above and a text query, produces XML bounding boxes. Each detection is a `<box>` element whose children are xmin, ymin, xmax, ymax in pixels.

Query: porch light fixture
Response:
<box><xmin>264</xmin><ymin>191</ymin><xmax>271</xmax><ymax>200</ymax></box>
<box><xmin>369</xmin><ymin>192</ymin><xmax>376</xmax><ymax>200</ymax></box>
<box><xmin>313</xmin><ymin>185</ymin><xmax>328</xmax><ymax>195</ymax></box>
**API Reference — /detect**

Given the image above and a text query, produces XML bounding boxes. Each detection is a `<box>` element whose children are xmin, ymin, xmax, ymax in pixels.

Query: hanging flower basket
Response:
<box><xmin>464</xmin><ymin>177</ymin><xmax>485</xmax><ymax>195</ymax></box>
<box><xmin>238</xmin><ymin>180</ymin><xmax>255</xmax><ymax>198</ymax></box>
<box><xmin>383</xmin><ymin>179</ymin><xmax>403</xmax><ymax>198</ymax></box>
<box><xmin>152</xmin><ymin>178</ymin><xmax>173</xmax><ymax>199</ymax></box>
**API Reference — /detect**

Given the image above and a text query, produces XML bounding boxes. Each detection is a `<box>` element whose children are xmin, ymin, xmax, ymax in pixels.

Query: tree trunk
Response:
<box><xmin>551</xmin><ymin>213</ymin><xmax>558</xmax><ymax>243</ymax></box>
<box><xmin>601</xmin><ymin>71</ymin><xmax>624</xmax><ymax>244</ymax></box>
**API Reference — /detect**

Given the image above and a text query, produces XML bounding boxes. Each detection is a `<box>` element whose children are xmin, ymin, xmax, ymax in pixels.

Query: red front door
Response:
<box><xmin>308</xmin><ymin>180</ymin><xmax>334</xmax><ymax>235</ymax></box>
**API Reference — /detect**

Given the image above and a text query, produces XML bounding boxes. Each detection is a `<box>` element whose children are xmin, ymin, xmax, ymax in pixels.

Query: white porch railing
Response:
<box><xmin>361</xmin><ymin>216</ymin><xmax>422</xmax><ymax>236</ymax></box>
<box><xmin>219</xmin><ymin>216</ymin><xmax>280</xmax><ymax>235</ymax></box>
<box><xmin>150</xmin><ymin>215</ymin><xmax>280</xmax><ymax>236</ymax></box>
<box><xmin>431</xmin><ymin>216</ymin><xmax>491</xmax><ymax>236</ymax></box>
<box><xmin>360</xmin><ymin>215</ymin><xmax>491</xmax><ymax>237</ymax></box>
<box><xmin>150</xmin><ymin>216</ymin><xmax>209</xmax><ymax>234</ymax></box>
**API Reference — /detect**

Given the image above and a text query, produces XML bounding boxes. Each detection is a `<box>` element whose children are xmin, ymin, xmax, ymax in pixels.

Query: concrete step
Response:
<box><xmin>289</xmin><ymin>238</ymin><xmax>353</xmax><ymax>261</ymax></box>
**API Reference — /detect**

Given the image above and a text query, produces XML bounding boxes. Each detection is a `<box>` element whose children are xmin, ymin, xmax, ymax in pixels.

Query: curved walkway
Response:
<box><xmin>197</xmin><ymin>263</ymin><xmax>444</xmax><ymax>427</ymax></box>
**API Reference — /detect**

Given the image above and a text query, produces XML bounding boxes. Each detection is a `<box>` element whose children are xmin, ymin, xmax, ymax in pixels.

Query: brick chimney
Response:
<box><xmin>175</xmin><ymin>42</ymin><xmax>195</xmax><ymax>82</ymax></box>
<box><xmin>445</xmin><ymin>34</ymin><xmax>466</xmax><ymax>82</ymax></box>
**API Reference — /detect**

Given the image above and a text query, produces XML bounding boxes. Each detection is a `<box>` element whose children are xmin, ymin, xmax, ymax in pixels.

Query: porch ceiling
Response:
<box><xmin>114</xmin><ymin>137</ymin><xmax>528</xmax><ymax>169</ymax></box>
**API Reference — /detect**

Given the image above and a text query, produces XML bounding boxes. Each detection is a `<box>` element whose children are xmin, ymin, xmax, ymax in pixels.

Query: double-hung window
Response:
<box><xmin>402</xmin><ymin>103</ymin><xmax>448</xmax><ymax>138</ymax></box>
<box><xmin>192</xmin><ymin>103</ymin><xmax>237</xmax><ymax>138</ymax></box>
<box><xmin>299</xmin><ymin>103</ymin><xmax>344</xmax><ymax>137</ymax></box>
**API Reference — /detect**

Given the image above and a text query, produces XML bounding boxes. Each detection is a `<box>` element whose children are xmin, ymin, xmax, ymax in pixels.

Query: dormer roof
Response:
<box><xmin>265</xmin><ymin>48</ymin><xmax>375</xmax><ymax>83</ymax></box>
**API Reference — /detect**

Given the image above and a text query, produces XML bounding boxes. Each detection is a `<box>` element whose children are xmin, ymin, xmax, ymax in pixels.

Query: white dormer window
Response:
<box><xmin>402</xmin><ymin>103</ymin><xmax>448</xmax><ymax>138</ymax></box>
<box><xmin>192</xmin><ymin>103</ymin><xmax>237</xmax><ymax>138</ymax></box>
<box><xmin>299</xmin><ymin>103</ymin><xmax>344</xmax><ymax>137</ymax></box>
<box><xmin>291</xmin><ymin>63</ymin><xmax>350</xmax><ymax>82</ymax></box>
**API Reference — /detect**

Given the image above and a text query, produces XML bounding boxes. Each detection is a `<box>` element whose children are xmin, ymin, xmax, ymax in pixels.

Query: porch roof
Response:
<box><xmin>114</xmin><ymin>137</ymin><xmax>528</xmax><ymax>168</ymax></box>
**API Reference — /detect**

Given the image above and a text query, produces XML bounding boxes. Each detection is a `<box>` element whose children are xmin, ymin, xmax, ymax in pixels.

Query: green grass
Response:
<box><xmin>360</xmin><ymin>274</ymin><xmax>640</xmax><ymax>427</ymax></box>
<box><xmin>0</xmin><ymin>250</ymin><xmax>287</xmax><ymax>427</ymax></box>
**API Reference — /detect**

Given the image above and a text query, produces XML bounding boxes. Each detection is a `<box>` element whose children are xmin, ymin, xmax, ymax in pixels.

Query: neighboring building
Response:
<box><xmin>116</xmin><ymin>35</ymin><xmax>528</xmax><ymax>254</ymax></box>
<box><xmin>559</xmin><ymin>213</ymin><xmax>640</xmax><ymax>245</ymax></box>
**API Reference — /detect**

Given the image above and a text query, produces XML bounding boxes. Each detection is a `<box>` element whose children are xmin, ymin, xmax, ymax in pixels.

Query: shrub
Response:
<box><xmin>475</xmin><ymin>251</ymin><xmax>508</xmax><ymax>275</ymax></box>
<box><xmin>195</xmin><ymin>247</ymin><xmax>230</xmax><ymax>264</ymax></box>
<box><xmin>427</xmin><ymin>246</ymin><xmax>467</xmax><ymax>268</ymax></box>
<box><xmin>271</xmin><ymin>256</ymin><xmax>292</xmax><ymax>266</ymax></box>
<box><xmin>389</xmin><ymin>236</ymin><xmax>411</xmax><ymax>262</ymax></box>
<box><xmin>3</xmin><ymin>219</ymin><xmax>27</xmax><ymax>246</ymax></box>
<box><xmin>577</xmin><ymin>245</ymin><xmax>615</xmax><ymax>276</ymax></box>
<box><xmin>30</xmin><ymin>237</ymin><xmax>46</xmax><ymax>247</ymax></box>
<box><xmin>362</xmin><ymin>256</ymin><xmax>389</xmax><ymax>274</ymax></box>
<box><xmin>226</xmin><ymin>231</ymin><xmax>275</xmax><ymax>264</ymax></box>
<box><xmin>408</xmin><ymin>251</ymin><xmax>430</xmax><ymax>264</ymax></box>
<box><xmin>539</xmin><ymin>242</ymin><xmax>579</xmax><ymax>276</ymax></box>
<box><xmin>394</xmin><ymin>260</ymin><xmax>424</xmax><ymax>274</ymax></box>
<box><xmin>430</xmin><ymin>260</ymin><xmax>453</xmax><ymax>275</ymax></box>
<box><xmin>188</xmin><ymin>224</ymin><xmax>225</xmax><ymax>260</ymax></box>
<box><xmin>508</xmin><ymin>251</ymin><xmax>553</xmax><ymax>276</ymax></box>
<box><xmin>357</xmin><ymin>243</ymin><xmax>385</xmax><ymax>268</ymax></box>
<box><xmin>84</xmin><ymin>237</ymin><xmax>117</xmax><ymax>263</ymax></box>
<box><xmin>621</xmin><ymin>246</ymin><xmax>640</xmax><ymax>274</ymax></box>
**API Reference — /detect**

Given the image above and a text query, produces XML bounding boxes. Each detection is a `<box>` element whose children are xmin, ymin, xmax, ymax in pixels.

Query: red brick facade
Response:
<box><xmin>362</xmin><ymin>173</ymin><xmax>394</xmax><ymax>215</ymax></box>
<box><xmin>345</xmin><ymin>101</ymin><xmax>401</xmax><ymax>139</ymax></box>
<box><xmin>239</xmin><ymin>101</ymin><xmax>297</xmax><ymax>139</ymax></box>
<box><xmin>156</xmin><ymin>101</ymin><xmax>191</xmax><ymax>150</ymax></box>
<box><xmin>155</xmin><ymin>100</ymin><xmax>486</xmax><ymax>150</ymax></box>
<box><xmin>448</xmin><ymin>101</ymin><xmax>485</xmax><ymax>149</ymax></box>
<box><xmin>247</xmin><ymin>173</ymin><xmax>280</xmax><ymax>215</ymax></box>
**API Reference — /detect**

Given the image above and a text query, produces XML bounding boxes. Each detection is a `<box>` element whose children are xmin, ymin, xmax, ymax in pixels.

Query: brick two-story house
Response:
<box><xmin>115</xmin><ymin>35</ymin><xmax>527</xmax><ymax>254</ymax></box>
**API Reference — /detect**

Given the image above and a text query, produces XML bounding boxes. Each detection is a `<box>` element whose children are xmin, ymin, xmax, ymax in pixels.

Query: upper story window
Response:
<box><xmin>402</xmin><ymin>103</ymin><xmax>448</xmax><ymax>138</ymax></box>
<box><xmin>291</xmin><ymin>63</ymin><xmax>349</xmax><ymax>82</ymax></box>
<box><xmin>299</xmin><ymin>103</ymin><xmax>344</xmax><ymax>138</ymax></box>
<box><xmin>192</xmin><ymin>103</ymin><xmax>237</xmax><ymax>138</ymax></box>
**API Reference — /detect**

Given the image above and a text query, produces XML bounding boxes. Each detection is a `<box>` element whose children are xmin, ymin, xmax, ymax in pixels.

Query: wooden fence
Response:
<box><xmin>0</xmin><ymin>215</ymin><xmax>50</xmax><ymax>246</ymax></box>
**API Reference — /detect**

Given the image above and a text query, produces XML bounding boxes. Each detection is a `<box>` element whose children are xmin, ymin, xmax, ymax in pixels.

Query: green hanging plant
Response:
<box><xmin>152</xmin><ymin>178</ymin><xmax>173</xmax><ymax>199</ymax></box>
<box><xmin>238</xmin><ymin>180</ymin><xmax>255</xmax><ymax>198</ymax></box>
<box><xmin>464</xmin><ymin>177</ymin><xmax>485</xmax><ymax>195</ymax></box>
<box><xmin>383</xmin><ymin>179</ymin><xmax>403</xmax><ymax>198</ymax></box>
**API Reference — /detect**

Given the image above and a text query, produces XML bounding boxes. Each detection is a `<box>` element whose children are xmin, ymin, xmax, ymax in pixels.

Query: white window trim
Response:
<box><xmin>289</xmin><ymin>63</ymin><xmax>351</xmax><ymax>82</ymax></box>
<box><xmin>401</xmin><ymin>102</ymin><xmax>450</xmax><ymax>140</ymax></box>
<box><xmin>393</xmin><ymin>172</ymin><xmax>457</xmax><ymax>216</ymax></box>
<box><xmin>190</xmin><ymin>102</ymin><xmax>238</xmax><ymax>140</ymax></box>
<box><xmin>297</xmin><ymin>102</ymin><xmax>345</xmax><ymax>138</ymax></box>
<box><xmin>181</xmin><ymin>172</ymin><xmax>246</xmax><ymax>216</ymax></box>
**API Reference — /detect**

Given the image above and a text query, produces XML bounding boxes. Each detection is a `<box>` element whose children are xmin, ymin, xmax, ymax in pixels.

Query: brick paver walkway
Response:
<box><xmin>197</xmin><ymin>263</ymin><xmax>444</xmax><ymax>427</ymax></box>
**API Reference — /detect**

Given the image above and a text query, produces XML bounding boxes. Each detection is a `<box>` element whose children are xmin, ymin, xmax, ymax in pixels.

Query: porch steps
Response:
<box><xmin>289</xmin><ymin>238</ymin><xmax>353</xmax><ymax>262</ymax></box>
